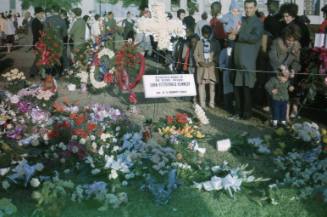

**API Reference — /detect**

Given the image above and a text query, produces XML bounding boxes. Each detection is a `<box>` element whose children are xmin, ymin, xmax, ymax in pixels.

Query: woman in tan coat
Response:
<box><xmin>269</xmin><ymin>24</ymin><xmax>302</xmax><ymax>120</ymax></box>
<box><xmin>194</xmin><ymin>25</ymin><xmax>221</xmax><ymax>109</ymax></box>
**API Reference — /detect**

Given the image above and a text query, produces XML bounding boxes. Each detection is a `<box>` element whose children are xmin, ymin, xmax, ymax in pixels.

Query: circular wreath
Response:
<box><xmin>115</xmin><ymin>44</ymin><xmax>145</xmax><ymax>91</ymax></box>
<box><xmin>89</xmin><ymin>48</ymin><xmax>115</xmax><ymax>89</ymax></box>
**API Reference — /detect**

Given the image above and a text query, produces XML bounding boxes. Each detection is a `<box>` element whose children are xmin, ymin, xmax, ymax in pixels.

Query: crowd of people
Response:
<box><xmin>1</xmin><ymin>0</ymin><xmax>327</xmax><ymax>127</ymax></box>
<box><xmin>172</xmin><ymin>0</ymin><xmax>327</xmax><ymax>127</ymax></box>
<box><xmin>0</xmin><ymin>10</ymin><xmax>32</xmax><ymax>53</ymax></box>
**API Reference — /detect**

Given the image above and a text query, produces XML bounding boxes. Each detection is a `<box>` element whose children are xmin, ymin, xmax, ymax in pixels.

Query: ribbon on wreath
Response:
<box><xmin>116</xmin><ymin>53</ymin><xmax>145</xmax><ymax>91</ymax></box>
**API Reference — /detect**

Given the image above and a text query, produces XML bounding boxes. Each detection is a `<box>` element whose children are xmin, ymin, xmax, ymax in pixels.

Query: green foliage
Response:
<box><xmin>32</xmin><ymin>178</ymin><xmax>75</xmax><ymax>217</ymax></box>
<box><xmin>21</xmin><ymin>0</ymin><xmax>81</xmax><ymax>10</ymax></box>
<box><xmin>99</xmin><ymin>0</ymin><xmax>148</xmax><ymax>8</ymax></box>
<box><xmin>0</xmin><ymin>198</ymin><xmax>17</xmax><ymax>217</ymax></box>
<box><xmin>187</xmin><ymin>0</ymin><xmax>199</xmax><ymax>13</ymax></box>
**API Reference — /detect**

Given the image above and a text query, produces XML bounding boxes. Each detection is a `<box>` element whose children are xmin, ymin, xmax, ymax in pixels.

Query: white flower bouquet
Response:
<box><xmin>292</xmin><ymin>122</ymin><xmax>321</xmax><ymax>144</ymax></box>
<box><xmin>1</xmin><ymin>69</ymin><xmax>27</xmax><ymax>93</ymax></box>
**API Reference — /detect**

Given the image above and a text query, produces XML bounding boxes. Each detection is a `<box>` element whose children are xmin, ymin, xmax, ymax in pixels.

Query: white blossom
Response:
<box><xmin>30</xmin><ymin>178</ymin><xmax>41</xmax><ymax>188</ymax></box>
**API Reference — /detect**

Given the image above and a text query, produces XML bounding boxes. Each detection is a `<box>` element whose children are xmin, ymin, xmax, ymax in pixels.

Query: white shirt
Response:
<box><xmin>85</xmin><ymin>24</ymin><xmax>91</xmax><ymax>41</ymax></box>
<box><xmin>4</xmin><ymin>19</ymin><xmax>16</xmax><ymax>35</ymax></box>
<box><xmin>91</xmin><ymin>20</ymin><xmax>101</xmax><ymax>39</ymax></box>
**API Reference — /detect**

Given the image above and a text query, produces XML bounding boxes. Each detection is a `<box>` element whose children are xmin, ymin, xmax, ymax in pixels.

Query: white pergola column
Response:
<box><xmin>149</xmin><ymin>0</ymin><xmax>171</xmax><ymax>12</ymax></box>
<box><xmin>198</xmin><ymin>0</ymin><xmax>205</xmax><ymax>14</ymax></box>
<box><xmin>180</xmin><ymin>0</ymin><xmax>188</xmax><ymax>10</ymax></box>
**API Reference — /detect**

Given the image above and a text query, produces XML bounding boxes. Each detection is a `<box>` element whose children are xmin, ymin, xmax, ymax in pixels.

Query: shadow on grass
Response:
<box><xmin>4</xmin><ymin>181</ymin><xmax>216</xmax><ymax>217</ymax></box>
<box><xmin>0</xmin><ymin>54</ymin><xmax>14</xmax><ymax>73</ymax></box>
<box><xmin>203</xmin><ymin>108</ymin><xmax>327</xmax><ymax>217</ymax></box>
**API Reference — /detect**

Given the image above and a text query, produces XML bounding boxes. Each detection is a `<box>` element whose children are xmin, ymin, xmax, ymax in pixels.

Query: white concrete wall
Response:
<box><xmin>149</xmin><ymin>0</ymin><xmax>171</xmax><ymax>12</ymax></box>
<box><xmin>79</xmin><ymin>0</ymin><xmax>97</xmax><ymax>15</ymax></box>
<box><xmin>0</xmin><ymin>0</ymin><xmax>21</xmax><ymax>13</ymax></box>
<box><xmin>0</xmin><ymin>0</ymin><xmax>11</xmax><ymax>12</ymax></box>
<box><xmin>95</xmin><ymin>1</ymin><xmax>139</xmax><ymax>22</ymax></box>
<box><xmin>296</xmin><ymin>0</ymin><xmax>324</xmax><ymax>25</ymax></box>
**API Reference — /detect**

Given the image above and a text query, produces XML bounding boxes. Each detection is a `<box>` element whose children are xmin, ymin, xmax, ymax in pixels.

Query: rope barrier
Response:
<box><xmin>0</xmin><ymin>37</ymin><xmax>326</xmax><ymax>77</ymax></box>
<box><xmin>0</xmin><ymin>39</ymin><xmax>129</xmax><ymax>49</ymax></box>
<box><xmin>151</xmin><ymin>49</ymin><xmax>327</xmax><ymax>77</ymax></box>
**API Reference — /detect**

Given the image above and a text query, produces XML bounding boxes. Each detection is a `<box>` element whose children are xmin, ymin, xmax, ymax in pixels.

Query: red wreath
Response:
<box><xmin>116</xmin><ymin>53</ymin><xmax>145</xmax><ymax>91</ymax></box>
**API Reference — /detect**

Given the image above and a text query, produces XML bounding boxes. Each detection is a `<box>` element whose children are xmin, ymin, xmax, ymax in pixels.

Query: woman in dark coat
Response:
<box><xmin>280</xmin><ymin>3</ymin><xmax>311</xmax><ymax>48</ymax></box>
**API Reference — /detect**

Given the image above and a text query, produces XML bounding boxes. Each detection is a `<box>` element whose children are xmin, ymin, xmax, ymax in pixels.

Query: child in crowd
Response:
<box><xmin>194</xmin><ymin>25</ymin><xmax>221</xmax><ymax>109</ymax></box>
<box><xmin>265</xmin><ymin>65</ymin><xmax>294</xmax><ymax>127</ymax></box>
<box><xmin>221</xmin><ymin>0</ymin><xmax>242</xmax><ymax>44</ymax></box>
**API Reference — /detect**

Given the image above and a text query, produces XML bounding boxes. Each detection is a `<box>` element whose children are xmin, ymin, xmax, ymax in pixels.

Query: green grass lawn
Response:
<box><xmin>2</xmin><ymin>142</ymin><xmax>326</xmax><ymax>217</ymax></box>
<box><xmin>4</xmin><ymin>185</ymin><xmax>326</xmax><ymax>217</ymax></box>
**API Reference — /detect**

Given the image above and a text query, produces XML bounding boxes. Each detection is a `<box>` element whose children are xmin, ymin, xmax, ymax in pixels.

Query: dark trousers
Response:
<box><xmin>234</xmin><ymin>86</ymin><xmax>252</xmax><ymax>118</ymax></box>
<box><xmin>224</xmin><ymin>92</ymin><xmax>234</xmax><ymax>114</ymax></box>
<box><xmin>272</xmin><ymin>100</ymin><xmax>287</xmax><ymax>121</ymax></box>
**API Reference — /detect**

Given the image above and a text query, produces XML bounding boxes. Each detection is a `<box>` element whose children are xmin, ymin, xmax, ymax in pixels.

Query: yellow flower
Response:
<box><xmin>159</xmin><ymin>126</ymin><xmax>177</xmax><ymax>136</ymax></box>
<box><xmin>321</xmin><ymin>129</ymin><xmax>327</xmax><ymax>136</ymax></box>
<box><xmin>0</xmin><ymin>115</ymin><xmax>9</xmax><ymax>121</ymax></box>
<box><xmin>195</xmin><ymin>131</ymin><xmax>205</xmax><ymax>139</ymax></box>
<box><xmin>184</xmin><ymin>133</ymin><xmax>193</xmax><ymax>138</ymax></box>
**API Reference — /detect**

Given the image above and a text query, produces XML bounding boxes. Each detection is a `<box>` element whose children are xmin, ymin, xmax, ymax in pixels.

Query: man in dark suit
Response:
<box><xmin>264</xmin><ymin>0</ymin><xmax>282</xmax><ymax>40</ymax></box>
<box><xmin>45</xmin><ymin>5</ymin><xmax>67</xmax><ymax>42</ymax></box>
<box><xmin>31</xmin><ymin>7</ymin><xmax>44</xmax><ymax>46</ymax></box>
<box><xmin>45</xmin><ymin>5</ymin><xmax>67</xmax><ymax>76</ymax></box>
<box><xmin>229</xmin><ymin>0</ymin><xmax>264</xmax><ymax>119</ymax></box>
<box><xmin>30</xmin><ymin>7</ymin><xmax>45</xmax><ymax>78</ymax></box>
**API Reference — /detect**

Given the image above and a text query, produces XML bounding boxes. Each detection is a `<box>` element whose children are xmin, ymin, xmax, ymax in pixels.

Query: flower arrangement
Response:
<box><xmin>193</xmin><ymin>104</ymin><xmax>209</xmax><ymax>125</ymax></box>
<box><xmin>115</xmin><ymin>43</ymin><xmax>145</xmax><ymax>107</ymax></box>
<box><xmin>247</xmin><ymin>137</ymin><xmax>271</xmax><ymax>154</ymax></box>
<box><xmin>292</xmin><ymin>121</ymin><xmax>321</xmax><ymax>144</ymax></box>
<box><xmin>32</xmin><ymin>177</ymin><xmax>75</xmax><ymax>217</ymax></box>
<box><xmin>157</xmin><ymin>113</ymin><xmax>205</xmax><ymax>139</ymax></box>
<box><xmin>1</xmin><ymin>68</ymin><xmax>26</xmax><ymax>82</ymax></box>
<box><xmin>274</xmin><ymin>146</ymin><xmax>327</xmax><ymax>201</ymax></box>
<box><xmin>89</xmin><ymin>48</ymin><xmax>115</xmax><ymax>91</ymax></box>
<box><xmin>0</xmin><ymin>93</ymin><xmax>51</xmax><ymax>145</ymax></box>
<box><xmin>136</xmin><ymin>3</ymin><xmax>185</xmax><ymax>50</ymax></box>
<box><xmin>5</xmin><ymin>159</ymin><xmax>44</xmax><ymax>189</ymax></box>
<box><xmin>12</xmin><ymin>76</ymin><xmax>58</xmax><ymax>108</ymax></box>
<box><xmin>35</xmin><ymin>29</ymin><xmax>63</xmax><ymax>78</ymax></box>
<box><xmin>71</xmin><ymin>182</ymin><xmax>128</xmax><ymax>210</ymax></box>
<box><xmin>70</xmin><ymin>47</ymin><xmax>115</xmax><ymax>93</ymax></box>
<box><xmin>1</xmin><ymin>69</ymin><xmax>26</xmax><ymax>93</ymax></box>
<box><xmin>193</xmin><ymin>162</ymin><xmax>268</xmax><ymax>197</ymax></box>
<box><xmin>299</xmin><ymin>48</ymin><xmax>327</xmax><ymax>105</ymax></box>
<box><xmin>73</xmin><ymin>40</ymin><xmax>93</xmax><ymax>66</ymax></box>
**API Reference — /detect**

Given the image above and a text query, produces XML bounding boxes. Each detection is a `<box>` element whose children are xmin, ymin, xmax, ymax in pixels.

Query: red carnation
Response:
<box><xmin>73</xmin><ymin>128</ymin><xmax>88</xmax><ymax>139</ymax></box>
<box><xmin>87</xmin><ymin>122</ymin><xmax>97</xmax><ymax>132</ymax></box>
<box><xmin>128</xmin><ymin>92</ymin><xmax>137</xmax><ymax>105</ymax></box>
<box><xmin>176</xmin><ymin>113</ymin><xmax>188</xmax><ymax>124</ymax></box>
<box><xmin>48</xmin><ymin>130</ymin><xmax>59</xmax><ymax>139</ymax></box>
<box><xmin>74</xmin><ymin>114</ymin><xmax>85</xmax><ymax>126</ymax></box>
<box><xmin>103</xmin><ymin>73</ymin><xmax>113</xmax><ymax>84</ymax></box>
<box><xmin>166</xmin><ymin>116</ymin><xmax>174</xmax><ymax>125</ymax></box>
